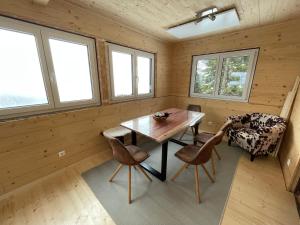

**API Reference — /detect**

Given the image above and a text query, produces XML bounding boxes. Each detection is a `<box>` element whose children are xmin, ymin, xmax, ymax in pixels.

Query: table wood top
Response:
<box><xmin>121</xmin><ymin>108</ymin><xmax>205</xmax><ymax>143</ymax></box>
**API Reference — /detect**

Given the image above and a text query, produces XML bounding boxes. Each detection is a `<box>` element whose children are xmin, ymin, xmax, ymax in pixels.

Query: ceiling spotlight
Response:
<box><xmin>208</xmin><ymin>13</ymin><xmax>216</xmax><ymax>21</ymax></box>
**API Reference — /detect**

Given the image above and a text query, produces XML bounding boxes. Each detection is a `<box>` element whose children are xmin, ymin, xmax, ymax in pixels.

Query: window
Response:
<box><xmin>0</xmin><ymin>16</ymin><xmax>100</xmax><ymax>119</ymax></box>
<box><xmin>190</xmin><ymin>49</ymin><xmax>258</xmax><ymax>102</ymax></box>
<box><xmin>108</xmin><ymin>44</ymin><xmax>154</xmax><ymax>101</ymax></box>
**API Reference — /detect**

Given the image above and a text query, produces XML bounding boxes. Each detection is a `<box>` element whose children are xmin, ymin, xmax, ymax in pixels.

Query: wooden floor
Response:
<box><xmin>0</xmin><ymin>151</ymin><xmax>299</xmax><ymax>225</ymax></box>
<box><xmin>0</xmin><ymin>151</ymin><xmax>116</xmax><ymax>225</ymax></box>
<box><xmin>221</xmin><ymin>155</ymin><xmax>299</xmax><ymax>225</ymax></box>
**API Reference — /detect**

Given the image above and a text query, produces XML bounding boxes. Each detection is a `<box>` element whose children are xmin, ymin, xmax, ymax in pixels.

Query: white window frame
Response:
<box><xmin>41</xmin><ymin>28</ymin><xmax>100</xmax><ymax>108</ymax></box>
<box><xmin>190</xmin><ymin>48</ymin><xmax>259</xmax><ymax>102</ymax></box>
<box><xmin>0</xmin><ymin>16</ymin><xmax>55</xmax><ymax>117</ymax></box>
<box><xmin>108</xmin><ymin>43</ymin><xmax>154</xmax><ymax>101</ymax></box>
<box><xmin>0</xmin><ymin>16</ymin><xmax>100</xmax><ymax>120</ymax></box>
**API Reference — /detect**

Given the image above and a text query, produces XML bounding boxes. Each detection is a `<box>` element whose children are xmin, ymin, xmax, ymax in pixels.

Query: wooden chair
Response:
<box><xmin>105</xmin><ymin>135</ymin><xmax>152</xmax><ymax>204</ymax></box>
<box><xmin>102</xmin><ymin>126</ymin><xmax>131</xmax><ymax>144</ymax></box>
<box><xmin>179</xmin><ymin>104</ymin><xmax>202</xmax><ymax>140</ymax></box>
<box><xmin>171</xmin><ymin>131</ymin><xmax>224</xmax><ymax>203</ymax></box>
<box><xmin>194</xmin><ymin>120</ymin><xmax>232</xmax><ymax>161</ymax></box>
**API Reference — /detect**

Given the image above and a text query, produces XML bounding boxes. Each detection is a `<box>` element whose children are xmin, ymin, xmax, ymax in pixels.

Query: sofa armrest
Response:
<box><xmin>257</xmin><ymin>124</ymin><xmax>286</xmax><ymax>140</ymax></box>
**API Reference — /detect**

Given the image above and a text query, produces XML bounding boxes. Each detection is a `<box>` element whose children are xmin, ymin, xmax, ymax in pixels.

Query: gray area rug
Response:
<box><xmin>82</xmin><ymin>135</ymin><xmax>243</xmax><ymax>225</ymax></box>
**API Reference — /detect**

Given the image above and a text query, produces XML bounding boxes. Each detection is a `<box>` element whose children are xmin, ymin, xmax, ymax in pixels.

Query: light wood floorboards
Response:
<box><xmin>0</xmin><ymin>151</ymin><xmax>116</xmax><ymax>225</ymax></box>
<box><xmin>221</xmin><ymin>155</ymin><xmax>299</xmax><ymax>225</ymax></box>
<box><xmin>0</xmin><ymin>151</ymin><xmax>298</xmax><ymax>225</ymax></box>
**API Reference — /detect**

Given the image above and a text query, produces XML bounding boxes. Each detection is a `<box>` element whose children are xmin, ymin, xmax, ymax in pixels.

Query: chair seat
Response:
<box><xmin>103</xmin><ymin>126</ymin><xmax>131</xmax><ymax>138</ymax></box>
<box><xmin>125</xmin><ymin>145</ymin><xmax>149</xmax><ymax>163</ymax></box>
<box><xmin>175</xmin><ymin>145</ymin><xmax>202</xmax><ymax>163</ymax></box>
<box><xmin>195</xmin><ymin>132</ymin><xmax>214</xmax><ymax>143</ymax></box>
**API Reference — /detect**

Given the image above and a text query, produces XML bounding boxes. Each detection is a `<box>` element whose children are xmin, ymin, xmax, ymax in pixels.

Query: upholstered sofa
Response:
<box><xmin>227</xmin><ymin>113</ymin><xmax>286</xmax><ymax>161</ymax></box>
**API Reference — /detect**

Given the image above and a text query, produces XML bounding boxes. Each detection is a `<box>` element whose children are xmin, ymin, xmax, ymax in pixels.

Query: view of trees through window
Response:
<box><xmin>191</xmin><ymin>49</ymin><xmax>257</xmax><ymax>102</ymax></box>
<box><xmin>194</xmin><ymin>58</ymin><xmax>217</xmax><ymax>95</ymax></box>
<box><xmin>219</xmin><ymin>55</ymin><xmax>250</xmax><ymax>97</ymax></box>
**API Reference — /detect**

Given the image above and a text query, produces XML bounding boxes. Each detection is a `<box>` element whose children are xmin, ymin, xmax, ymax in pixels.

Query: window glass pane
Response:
<box><xmin>137</xmin><ymin>56</ymin><xmax>151</xmax><ymax>95</ymax></box>
<box><xmin>193</xmin><ymin>58</ymin><xmax>218</xmax><ymax>95</ymax></box>
<box><xmin>218</xmin><ymin>55</ymin><xmax>250</xmax><ymax>97</ymax></box>
<box><xmin>49</xmin><ymin>39</ymin><xmax>93</xmax><ymax>102</ymax></box>
<box><xmin>0</xmin><ymin>28</ymin><xmax>48</xmax><ymax>109</ymax></box>
<box><xmin>111</xmin><ymin>51</ymin><xmax>133</xmax><ymax>97</ymax></box>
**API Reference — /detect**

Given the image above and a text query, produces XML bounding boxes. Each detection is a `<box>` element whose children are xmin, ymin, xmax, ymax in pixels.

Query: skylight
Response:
<box><xmin>167</xmin><ymin>8</ymin><xmax>240</xmax><ymax>39</ymax></box>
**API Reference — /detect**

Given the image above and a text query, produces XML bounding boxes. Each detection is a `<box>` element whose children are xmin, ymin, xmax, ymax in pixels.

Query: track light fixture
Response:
<box><xmin>208</xmin><ymin>13</ymin><xmax>216</xmax><ymax>21</ymax></box>
<box><xmin>167</xmin><ymin>7</ymin><xmax>240</xmax><ymax>39</ymax></box>
<box><xmin>195</xmin><ymin>7</ymin><xmax>217</xmax><ymax>23</ymax></box>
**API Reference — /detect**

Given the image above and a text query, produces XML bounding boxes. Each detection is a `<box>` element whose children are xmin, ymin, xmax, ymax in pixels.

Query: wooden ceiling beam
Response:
<box><xmin>32</xmin><ymin>0</ymin><xmax>50</xmax><ymax>6</ymax></box>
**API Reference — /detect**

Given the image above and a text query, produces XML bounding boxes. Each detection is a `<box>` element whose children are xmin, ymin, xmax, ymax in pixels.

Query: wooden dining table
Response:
<box><xmin>121</xmin><ymin>108</ymin><xmax>205</xmax><ymax>181</ymax></box>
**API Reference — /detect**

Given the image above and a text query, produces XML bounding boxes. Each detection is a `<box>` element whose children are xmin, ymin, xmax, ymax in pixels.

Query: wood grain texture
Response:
<box><xmin>0</xmin><ymin>148</ymin><xmax>298</xmax><ymax>225</ymax></box>
<box><xmin>280</xmin><ymin>86</ymin><xmax>300</xmax><ymax>190</ymax></box>
<box><xmin>221</xmin><ymin>155</ymin><xmax>299</xmax><ymax>225</ymax></box>
<box><xmin>0</xmin><ymin>151</ymin><xmax>116</xmax><ymax>225</ymax></box>
<box><xmin>170</xmin><ymin>17</ymin><xmax>300</xmax><ymax>132</ymax></box>
<box><xmin>68</xmin><ymin>0</ymin><xmax>300</xmax><ymax>41</ymax></box>
<box><xmin>0</xmin><ymin>0</ymin><xmax>174</xmax><ymax>195</ymax></box>
<box><xmin>121</xmin><ymin>108</ymin><xmax>205</xmax><ymax>143</ymax></box>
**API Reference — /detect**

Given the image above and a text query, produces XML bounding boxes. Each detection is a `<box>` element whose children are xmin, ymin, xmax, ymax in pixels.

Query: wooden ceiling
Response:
<box><xmin>67</xmin><ymin>0</ymin><xmax>300</xmax><ymax>41</ymax></box>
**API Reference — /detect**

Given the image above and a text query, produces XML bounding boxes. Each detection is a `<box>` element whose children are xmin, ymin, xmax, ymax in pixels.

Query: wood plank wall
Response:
<box><xmin>170</xmin><ymin>17</ymin><xmax>300</xmax><ymax>133</ymax></box>
<box><xmin>170</xmin><ymin>17</ymin><xmax>300</xmax><ymax>189</ymax></box>
<box><xmin>280</xmin><ymin>87</ymin><xmax>300</xmax><ymax>190</ymax></box>
<box><xmin>0</xmin><ymin>0</ymin><xmax>174</xmax><ymax>195</ymax></box>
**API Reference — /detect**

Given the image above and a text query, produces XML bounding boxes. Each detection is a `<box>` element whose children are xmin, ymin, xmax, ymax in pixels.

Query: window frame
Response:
<box><xmin>190</xmin><ymin>48</ymin><xmax>259</xmax><ymax>102</ymax></box>
<box><xmin>0</xmin><ymin>16</ymin><xmax>100</xmax><ymax>120</ymax></box>
<box><xmin>41</xmin><ymin>28</ymin><xmax>100</xmax><ymax>108</ymax></box>
<box><xmin>108</xmin><ymin>43</ymin><xmax>155</xmax><ymax>102</ymax></box>
<box><xmin>0</xmin><ymin>16</ymin><xmax>55</xmax><ymax>118</ymax></box>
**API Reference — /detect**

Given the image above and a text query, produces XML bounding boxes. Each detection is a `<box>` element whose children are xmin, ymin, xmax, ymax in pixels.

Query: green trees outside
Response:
<box><xmin>194</xmin><ymin>59</ymin><xmax>217</xmax><ymax>94</ymax></box>
<box><xmin>219</xmin><ymin>56</ymin><xmax>249</xmax><ymax>97</ymax></box>
<box><xmin>194</xmin><ymin>56</ymin><xmax>249</xmax><ymax>97</ymax></box>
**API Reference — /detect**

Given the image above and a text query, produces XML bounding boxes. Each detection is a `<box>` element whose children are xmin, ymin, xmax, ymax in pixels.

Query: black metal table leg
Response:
<box><xmin>141</xmin><ymin>141</ymin><xmax>168</xmax><ymax>181</ymax></box>
<box><xmin>193</xmin><ymin>122</ymin><xmax>200</xmax><ymax>144</ymax></box>
<box><xmin>117</xmin><ymin>136</ymin><xmax>125</xmax><ymax>144</ymax></box>
<box><xmin>160</xmin><ymin>142</ymin><xmax>168</xmax><ymax>181</ymax></box>
<box><xmin>131</xmin><ymin>131</ymin><xmax>137</xmax><ymax>145</ymax></box>
<box><xmin>170</xmin><ymin>138</ymin><xmax>188</xmax><ymax>146</ymax></box>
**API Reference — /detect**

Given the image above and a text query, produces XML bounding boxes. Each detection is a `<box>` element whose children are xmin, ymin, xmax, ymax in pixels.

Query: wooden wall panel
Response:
<box><xmin>0</xmin><ymin>0</ymin><xmax>174</xmax><ymax>195</ymax></box>
<box><xmin>280</xmin><ymin>87</ymin><xmax>300</xmax><ymax>190</ymax></box>
<box><xmin>171</xmin><ymin>17</ymin><xmax>300</xmax><ymax>132</ymax></box>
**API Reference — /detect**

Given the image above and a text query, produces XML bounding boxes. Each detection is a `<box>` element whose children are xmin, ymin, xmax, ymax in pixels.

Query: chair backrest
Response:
<box><xmin>187</xmin><ymin>104</ymin><xmax>201</xmax><ymax>112</ymax></box>
<box><xmin>191</xmin><ymin>131</ymin><xmax>223</xmax><ymax>165</ymax></box>
<box><xmin>105</xmin><ymin>135</ymin><xmax>136</xmax><ymax>165</ymax></box>
<box><xmin>215</xmin><ymin>120</ymin><xmax>232</xmax><ymax>145</ymax></box>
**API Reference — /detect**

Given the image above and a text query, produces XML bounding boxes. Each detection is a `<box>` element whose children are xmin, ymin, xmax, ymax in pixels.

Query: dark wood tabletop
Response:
<box><xmin>121</xmin><ymin>108</ymin><xmax>205</xmax><ymax>143</ymax></box>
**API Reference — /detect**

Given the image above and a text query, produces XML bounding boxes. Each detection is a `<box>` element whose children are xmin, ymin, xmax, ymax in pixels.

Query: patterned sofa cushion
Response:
<box><xmin>227</xmin><ymin>113</ymin><xmax>286</xmax><ymax>156</ymax></box>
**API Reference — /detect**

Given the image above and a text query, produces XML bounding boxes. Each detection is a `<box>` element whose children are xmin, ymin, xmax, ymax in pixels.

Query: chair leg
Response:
<box><xmin>213</xmin><ymin>147</ymin><xmax>221</xmax><ymax>160</ymax></box>
<box><xmin>171</xmin><ymin>163</ymin><xmax>188</xmax><ymax>181</ymax></box>
<box><xmin>137</xmin><ymin>165</ymin><xmax>152</xmax><ymax>182</ymax></box>
<box><xmin>194</xmin><ymin>165</ymin><xmax>201</xmax><ymax>203</ymax></box>
<box><xmin>201</xmin><ymin>164</ymin><xmax>215</xmax><ymax>183</ymax></box>
<box><xmin>211</xmin><ymin>153</ymin><xmax>216</xmax><ymax>177</ymax></box>
<box><xmin>228</xmin><ymin>139</ymin><xmax>232</xmax><ymax>146</ymax></box>
<box><xmin>250</xmin><ymin>154</ymin><xmax>255</xmax><ymax>162</ymax></box>
<box><xmin>109</xmin><ymin>164</ymin><xmax>123</xmax><ymax>182</ymax></box>
<box><xmin>128</xmin><ymin>165</ymin><xmax>132</xmax><ymax>204</ymax></box>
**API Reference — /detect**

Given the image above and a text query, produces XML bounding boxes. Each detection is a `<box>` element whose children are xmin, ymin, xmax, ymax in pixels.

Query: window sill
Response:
<box><xmin>189</xmin><ymin>94</ymin><xmax>249</xmax><ymax>103</ymax></box>
<box><xmin>109</xmin><ymin>95</ymin><xmax>155</xmax><ymax>104</ymax></box>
